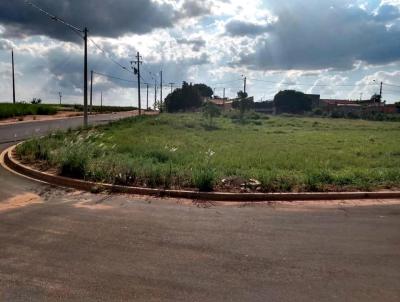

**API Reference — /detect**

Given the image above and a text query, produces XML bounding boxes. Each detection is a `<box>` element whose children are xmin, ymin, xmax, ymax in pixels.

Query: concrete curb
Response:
<box><xmin>3</xmin><ymin>144</ymin><xmax>400</xmax><ymax>202</ymax></box>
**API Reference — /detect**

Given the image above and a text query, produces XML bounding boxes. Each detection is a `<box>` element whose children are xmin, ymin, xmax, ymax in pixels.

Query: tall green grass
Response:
<box><xmin>0</xmin><ymin>103</ymin><xmax>58</xmax><ymax>119</ymax></box>
<box><xmin>16</xmin><ymin>113</ymin><xmax>400</xmax><ymax>192</ymax></box>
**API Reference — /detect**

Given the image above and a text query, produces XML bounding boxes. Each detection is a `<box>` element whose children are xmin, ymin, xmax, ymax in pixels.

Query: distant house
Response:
<box><xmin>319</xmin><ymin>98</ymin><xmax>399</xmax><ymax>114</ymax></box>
<box><xmin>382</xmin><ymin>104</ymin><xmax>399</xmax><ymax>114</ymax></box>
<box><xmin>320</xmin><ymin>99</ymin><xmax>358</xmax><ymax>111</ymax></box>
<box><xmin>209</xmin><ymin>97</ymin><xmax>233</xmax><ymax>110</ymax></box>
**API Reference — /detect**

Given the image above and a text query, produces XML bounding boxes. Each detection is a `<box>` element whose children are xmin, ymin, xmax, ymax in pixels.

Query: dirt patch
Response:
<box><xmin>0</xmin><ymin>193</ymin><xmax>43</xmax><ymax>212</ymax></box>
<box><xmin>232</xmin><ymin>199</ymin><xmax>400</xmax><ymax>211</ymax></box>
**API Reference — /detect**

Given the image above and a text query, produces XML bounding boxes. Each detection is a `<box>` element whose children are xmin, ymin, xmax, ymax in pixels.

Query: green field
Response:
<box><xmin>16</xmin><ymin>113</ymin><xmax>400</xmax><ymax>192</ymax></box>
<box><xmin>0</xmin><ymin>103</ymin><xmax>138</xmax><ymax>120</ymax></box>
<box><xmin>0</xmin><ymin>103</ymin><xmax>58</xmax><ymax>119</ymax></box>
<box><xmin>62</xmin><ymin>104</ymin><xmax>137</xmax><ymax>113</ymax></box>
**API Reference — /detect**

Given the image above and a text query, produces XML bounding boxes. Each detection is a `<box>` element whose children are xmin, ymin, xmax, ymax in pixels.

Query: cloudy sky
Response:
<box><xmin>1</xmin><ymin>0</ymin><xmax>400</xmax><ymax>106</ymax></box>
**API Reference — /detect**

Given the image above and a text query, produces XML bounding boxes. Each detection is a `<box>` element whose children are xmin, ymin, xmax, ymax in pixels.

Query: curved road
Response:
<box><xmin>0</xmin><ymin>114</ymin><xmax>399</xmax><ymax>301</ymax></box>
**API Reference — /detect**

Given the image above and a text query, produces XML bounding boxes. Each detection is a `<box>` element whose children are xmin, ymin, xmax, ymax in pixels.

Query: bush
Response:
<box><xmin>203</xmin><ymin>102</ymin><xmax>221</xmax><ymax>127</ymax></box>
<box><xmin>312</xmin><ymin>108</ymin><xmax>323</xmax><ymax>116</ymax></box>
<box><xmin>330</xmin><ymin>111</ymin><xmax>345</xmax><ymax>119</ymax></box>
<box><xmin>16</xmin><ymin>138</ymin><xmax>55</xmax><ymax>162</ymax></box>
<box><xmin>59</xmin><ymin>148</ymin><xmax>88</xmax><ymax>179</ymax></box>
<box><xmin>305</xmin><ymin>170</ymin><xmax>335</xmax><ymax>191</ymax></box>
<box><xmin>192</xmin><ymin>167</ymin><xmax>216</xmax><ymax>192</ymax></box>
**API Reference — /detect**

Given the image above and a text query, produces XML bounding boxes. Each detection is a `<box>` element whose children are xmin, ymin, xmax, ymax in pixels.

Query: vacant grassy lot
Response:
<box><xmin>0</xmin><ymin>103</ymin><xmax>58</xmax><ymax>119</ymax></box>
<box><xmin>16</xmin><ymin>113</ymin><xmax>400</xmax><ymax>192</ymax></box>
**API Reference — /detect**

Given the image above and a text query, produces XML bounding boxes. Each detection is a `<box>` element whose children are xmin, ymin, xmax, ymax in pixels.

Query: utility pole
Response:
<box><xmin>59</xmin><ymin>92</ymin><xmax>62</xmax><ymax>105</ymax></box>
<box><xmin>223</xmin><ymin>88</ymin><xmax>226</xmax><ymax>99</ymax></box>
<box><xmin>243</xmin><ymin>76</ymin><xmax>247</xmax><ymax>94</ymax></box>
<box><xmin>132</xmin><ymin>52</ymin><xmax>142</xmax><ymax>115</ymax></box>
<box><xmin>169</xmin><ymin>82</ymin><xmax>174</xmax><ymax>93</ymax></box>
<box><xmin>154</xmin><ymin>78</ymin><xmax>157</xmax><ymax>110</ymax></box>
<box><xmin>83</xmin><ymin>27</ymin><xmax>88</xmax><ymax>127</ymax></box>
<box><xmin>379</xmin><ymin>81</ymin><xmax>383</xmax><ymax>101</ymax></box>
<box><xmin>100</xmin><ymin>91</ymin><xmax>103</xmax><ymax>112</ymax></box>
<box><xmin>160</xmin><ymin>71</ymin><xmax>163</xmax><ymax>111</ymax></box>
<box><xmin>90</xmin><ymin>70</ymin><xmax>93</xmax><ymax>115</ymax></box>
<box><xmin>146</xmin><ymin>83</ymin><xmax>149</xmax><ymax>110</ymax></box>
<box><xmin>24</xmin><ymin>1</ymin><xmax>88</xmax><ymax>127</ymax></box>
<box><xmin>12</xmin><ymin>49</ymin><xmax>16</xmax><ymax>104</ymax></box>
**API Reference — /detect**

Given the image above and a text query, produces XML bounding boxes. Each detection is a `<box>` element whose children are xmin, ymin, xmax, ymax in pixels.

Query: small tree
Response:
<box><xmin>165</xmin><ymin>82</ymin><xmax>203</xmax><ymax>112</ymax></box>
<box><xmin>237</xmin><ymin>90</ymin><xmax>248</xmax><ymax>99</ymax></box>
<box><xmin>232</xmin><ymin>97</ymin><xmax>254</xmax><ymax>120</ymax></box>
<box><xmin>203</xmin><ymin>102</ymin><xmax>221</xmax><ymax>127</ymax></box>
<box><xmin>194</xmin><ymin>84</ymin><xmax>214</xmax><ymax>98</ymax></box>
<box><xmin>31</xmin><ymin>98</ymin><xmax>42</xmax><ymax>104</ymax></box>
<box><xmin>274</xmin><ymin>90</ymin><xmax>312</xmax><ymax>114</ymax></box>
<box><xmin>370</xmin><ymin>93</ymin><xmax>382</xmax><ymax>103</ymax></box>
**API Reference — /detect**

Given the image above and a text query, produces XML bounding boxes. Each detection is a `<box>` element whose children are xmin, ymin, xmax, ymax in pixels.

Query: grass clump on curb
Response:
<box><xmin>15</xmin><ymin>112</ymin><xmax>400</xmax><ymax>193</ymax></box>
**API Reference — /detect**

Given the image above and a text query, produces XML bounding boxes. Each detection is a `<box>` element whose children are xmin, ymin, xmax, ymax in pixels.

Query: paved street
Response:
<box><xmin>0</xmin><ymin>115</ymin><xmax>399</xmax><ymax>301</ymax></box>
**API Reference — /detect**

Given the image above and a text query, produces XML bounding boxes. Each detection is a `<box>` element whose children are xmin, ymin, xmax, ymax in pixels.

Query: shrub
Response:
<box><xmin>203</xmin><ymin>102</ymin><xmax>221</xmax><ymax>127</ymax></box>
<box><xmin>305</xmin><ymin>170</ymin><xmax>335</xmax><ymax>191</ymax></box>
<box><xmin>312</xmin><ymin>108</ymin><xmax>323</xmax><ymax>116</ymax></box>
<box><xmin>59</xmin><ymin>148</ymin><xmax>88</xmax><ymax>179</ymax></box>
<box><xmin>192</xmin><ymin>167</ymin><xmax>216</xmax><ymax>192</ymax></box>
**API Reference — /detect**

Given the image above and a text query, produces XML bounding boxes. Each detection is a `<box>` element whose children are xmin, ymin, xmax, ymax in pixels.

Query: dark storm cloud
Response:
<box><xmin>176</xmin><ymin>38</ymin><xmax>206</xmax><ymax>51</ymax></box>
<box><xmin>0</xmin><ymin>0</ymin><xmax>176</xmax><ymax>42</ymax></box>
<box><xmin>225</xmin><ymin>20</ymin><xmax>270</xmax><ymax>37</ymax></box>
<box><xmin>235</xmin><ymin>1</ymin><xmax>400</xmax><ymax>71</ymax></box>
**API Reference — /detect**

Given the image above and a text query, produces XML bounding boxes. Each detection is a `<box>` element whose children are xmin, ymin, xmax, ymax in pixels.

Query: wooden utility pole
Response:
<box><xmin>132</xmin><ymin>52</ymin><xmax>143</xmax><ymax>115</ymax></box>
<box><xmin>243</xmin><ymin>76</ymin><xmax>247</xmax><ymax>94</ymax></box>
<box><xmin>160</xmin><ymin>71</ymin><xmax>163</xmax><ymax>111</ymax></box>
<box><xmin>146</xmin><ymin>83</ymin><xmax>149</xmax><ymax>110</ymax></box>
<box><xmin>12</xmin><ymin>49</ymin><xmax>16</xmax><ymax>104</ymax></box>
<box><xmin>59</xmin><ymin>92</ymin><xmax>62</xmax><ymax>105</ymax></box>
<box><xmin>83</xmin><ymin>27</ymin><xmax>88</xmax><ymax>127</ymax></box>
<box><xmin>379</xmin><ymin>82</ymin><xmax>383</xmax><ymax>101</ymax></box>
<box><xmin>90</xmin><ymin>70</ymin><xmax>93</xmax><ymax>114</ymax></box>
<box><xmin>169</xmin><ymin>82</ymin><xmax>174</xmax><ymax>93</ymax></box>
<box><xmin>154</xmin><ymin>79</ymin><xmax>157</xmax><ymax>110</ymax></box>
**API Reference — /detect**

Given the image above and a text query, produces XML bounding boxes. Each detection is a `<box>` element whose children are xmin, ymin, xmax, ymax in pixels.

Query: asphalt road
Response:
<box><xmin>0</xmin><ymin>114</ymin><xmax>399</xmax><ymax>301</ymax></box>
<box><xmin>0</xmin><ymin>111</ymin><xmax>136</xmax><ymax>144</ymax></box>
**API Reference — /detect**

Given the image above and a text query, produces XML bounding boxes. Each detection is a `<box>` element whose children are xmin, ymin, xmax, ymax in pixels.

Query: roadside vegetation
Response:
<box><xmin>63</xmin><ymin>104</ymin><xmax>137</xmax><ymax>113</ymax></box>
<box><xmin>0</xmin><ymin>103</ymin><xmax>58</xmax><ymax>119</ymax></box>
<box><xmin>0</xmin><ymin>103</ymin><xmax>138</xmax><ymax>120</ymax></box>
<box><xmin>16</xmin><ymin>112</ymin><xmax>400</xmax><ymax>192</ymax></box>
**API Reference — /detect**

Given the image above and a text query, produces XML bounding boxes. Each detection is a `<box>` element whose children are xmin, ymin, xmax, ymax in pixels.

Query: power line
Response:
<box><xmin>249</xmin><ymin>78</ymin><xmax>380</xmax><ymax>87</ymax></box>
<box><xmin>212</xmin><ymin>79</ymin><xmax>242</xmax><ymax>86</ymax></box>
<box><xmin>383</xmin><ymin>83</ymin><xmax>400</xmax><ymax>89</ymax></box>
<box><xmin>24</xmin><ymin>0</ymin><xmax>83</xmax><ymax>35</ymax></box>
<box><xmin>25</xmin><ymin>0</ymin><xmax>89</xmax><ymax>127</ymax></box>
<box><xmin>88</xmin><ymin>38</ymin><xmax>133</xmax><ymax>74</ymax></box>
<box><xmin>93</xmin><ymin>71</ymin><xmax>136</xmax><ymax>83</ymax></box>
